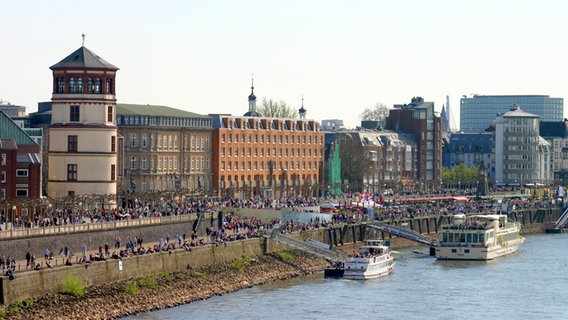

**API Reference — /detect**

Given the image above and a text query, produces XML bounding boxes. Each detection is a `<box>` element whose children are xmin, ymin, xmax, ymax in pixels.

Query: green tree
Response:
<box><xmin>258</xmin><ymin>98</ymin><xmax>298</xmax><ymax>118</ymax></box>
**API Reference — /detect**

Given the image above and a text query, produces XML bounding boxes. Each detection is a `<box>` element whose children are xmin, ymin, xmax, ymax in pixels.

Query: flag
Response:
<box><xmin>174</xmin><ymin>174</ymin><xmax>181</xmax><ymax>189</ymax></box>
<box><xmin>130</xmin><ymin>177</ymin><xmax>136</xmax><ymax>191</ymax></box>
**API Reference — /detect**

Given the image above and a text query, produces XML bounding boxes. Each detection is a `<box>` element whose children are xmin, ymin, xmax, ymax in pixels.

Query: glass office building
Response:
<box><xmin>460</xmin><ymin>95</ymin><xmax>563</xmax><ymax>132</ymax></box>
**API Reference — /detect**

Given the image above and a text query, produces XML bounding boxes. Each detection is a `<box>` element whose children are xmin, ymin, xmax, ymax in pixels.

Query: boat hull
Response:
<box><xmin>435</xmin><ymin>238</ymin><xmax>525</xmax><ymax>260</ymax></box>
<box><xmin>342</xmin><ymin>258</ymin><xmax>395</xmax><ymax>280</ymax></box>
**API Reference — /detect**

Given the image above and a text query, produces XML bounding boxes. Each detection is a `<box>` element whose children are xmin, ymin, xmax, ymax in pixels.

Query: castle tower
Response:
<box><xmin>47</xmin><ymin>45</ymin><xmax>119</xmax><ymax>198</ymax></box>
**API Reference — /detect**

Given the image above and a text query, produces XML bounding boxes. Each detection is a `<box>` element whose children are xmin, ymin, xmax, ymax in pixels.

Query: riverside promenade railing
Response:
<box><xmin>0</xmin><ymin>213</ymin><xmax>210</xmax><ymax>240</ymax></box>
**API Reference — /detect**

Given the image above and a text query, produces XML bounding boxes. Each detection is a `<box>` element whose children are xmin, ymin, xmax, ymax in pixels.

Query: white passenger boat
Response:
<box><xmin>343</xmin><ymin>239</ymin><xmax>395</xmax><ymax>280</ymax></box>
<box><xmin>435</xmin><ymin>214</ymin><xmax>525</xmax><ymax>260</ymax></box>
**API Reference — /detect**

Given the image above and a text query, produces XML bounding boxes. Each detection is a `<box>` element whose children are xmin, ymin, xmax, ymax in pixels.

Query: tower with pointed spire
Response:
<box><xmin>47</xmin><ymin>44</ymin><xmax>119</xmax><ymax>198</ymax></box>
<box><xmin>441</xmin><ymin>104</ymin><xmax>449</xmax><ymax>132</ymax></box>
<box><xmin>244</xmin><ymin>77</ymin><xmax>261</xmax><ymax>117</ymax></box>
<box><xmin>298</xmin><ymin>97</ymin><xmax>307</xmax><ymax>119</ymax></box>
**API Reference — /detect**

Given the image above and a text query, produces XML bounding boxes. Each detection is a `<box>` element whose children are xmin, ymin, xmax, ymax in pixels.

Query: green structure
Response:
<box><xmin>324</xmin><ymin>137</ymin><xmax>342</xmax><ymax>196</ymax></box>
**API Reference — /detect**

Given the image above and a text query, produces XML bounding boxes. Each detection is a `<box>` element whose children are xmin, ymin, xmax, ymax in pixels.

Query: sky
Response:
<box><xmin>2</xmin><ymin>0</ymin><xmax>568</xmax><ymax>129</ymax></box>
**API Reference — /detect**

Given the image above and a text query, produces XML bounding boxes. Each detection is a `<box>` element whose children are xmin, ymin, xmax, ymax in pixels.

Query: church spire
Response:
<box><xmin>298</xmin><ymin>96</ymin><xmax>307</xmax><ymax>119</ymax></box>
<box><xmin>248</xmin><ymin>76</ymin><xmax>256</xmax><ymax>112</ymax></box>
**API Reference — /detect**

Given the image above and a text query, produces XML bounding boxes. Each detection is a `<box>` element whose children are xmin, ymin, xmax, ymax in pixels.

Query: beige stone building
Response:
<box><xmin>116</xmin><ymin>104</ymin><xmax>213</xmax><ymax>194</ymax></box>
<box><xmin>47</xmin><ymin>46</ymin><xmax>119</xmax><ymax>198</ymax></box>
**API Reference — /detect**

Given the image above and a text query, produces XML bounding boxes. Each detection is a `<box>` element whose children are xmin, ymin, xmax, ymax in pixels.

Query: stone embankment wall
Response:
<box><xmin>0</xmin><ymin>207</ymin><xmax>561</xmax><ymax>305</ymax></box>
<box><xmin>0</xmin><ymin>214</ymin><xmax>218</xmax><ymax>263</ymax></box>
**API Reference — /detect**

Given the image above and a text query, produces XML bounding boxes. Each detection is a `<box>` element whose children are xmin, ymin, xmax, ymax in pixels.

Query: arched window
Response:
<box><xmin>130</xmin><ymin>156</ymin><xmax>137</xmax><ymax>170</ymax></box>
<box><xmin>141</xmin><ymin>157</ymin><xmax>147</xmax><ymax>170</ymax></box>
<box><xmin>130</xmin><ymin>134</ymin><xmax>138</xmax><ymax>147</ymax></box>
<box><xmin>142</xmin><ymin>134</ymin><xmax>148</xmax><ymax>147</ymax></box>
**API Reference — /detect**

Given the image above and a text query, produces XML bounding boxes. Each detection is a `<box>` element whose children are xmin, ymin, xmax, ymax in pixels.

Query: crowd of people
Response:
<box><xmin>1</xmin><ymin>190</ymin><xmax>564</xmax><ymax>278</ymax></box>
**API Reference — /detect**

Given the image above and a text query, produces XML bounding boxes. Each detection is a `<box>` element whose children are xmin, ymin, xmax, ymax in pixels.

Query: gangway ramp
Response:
<box><xmin>266</xmin><ymin>227</ymin><xmax>346</xmax><ymax>264</ymax></box>
<box><xmin>367</xmin><ymin>221</ymin><xmax>438</xmax><ymax>247</ymax></box>
<box><xmin>553</xmin><ymin>207</ymin><xmax>568</xmax><ymax>229</ymax></box>
<box><xmin>546</xmin><ymin>207</ymin><xmax>568</xmax><ymax>233</ymax></box>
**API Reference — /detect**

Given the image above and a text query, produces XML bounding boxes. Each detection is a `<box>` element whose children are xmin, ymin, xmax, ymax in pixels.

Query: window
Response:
<box><xmin>107</xmin><ymin>106</ymin><xmax>113</xmax><ymax>122</ymax></box>
<box><xmin>111</xmin><ymin>164</ymin><xmax>116</xmax><ymax>181</ymax></box>
<box><xmin>77</xmin><ymin>77</ymin><xmax>83</xmax><ymax>93</ymax></box>
<box><xmin>88</xmin><ymin>78</ymin><xmax>94</xmax><ymax>93</ymax></box>
<box><xmin>141</xmin><ymin>157</ymin><xmax>147</xmax><ymax>170</ymax></box>
<box><xmin>142</xmin><ymin>135</ymin><xmax>148</xmax><ymax>148</ymax></box>
<box><xmin>111</xmin><ymin>136</ymin><xmax>116</xmax><ymax>152</ymax></box>
<box><xmin>94</xmin><ymin>78</ymin><xmax>101</xmax><ymax>93</ymax></box>
<box><xmin>0</xmin><ymin>171</ymin><xmax>5</xmax><ymax>183</ymax></box>
<box><xmin>130</xmin><ymin>156</ymin><xmax>137</xmax><ymax>170</ymax></box>
<box><xmin>57</xmin><ymin>77</ymin><xmax>65</xmax><ymax>93</ymax></box>
<box><xmin>106</xmin><ymin>78</ymin><xmax>112</xmax><ymax>94</ymax></box>
<box><xmin>1</xmin><ymin>154</ymin><xmax>5</xmax><ymax>165</ymax></box>
<box><xmin>69</xmin><ymin>77</ymin><xmax>75</xmax><ymax>93</ymax></box>
<box><xmin>131</xmin><ymin>134</ymin><xmax>138</xmax><ymax>147</ymax></box>
<box><xmin>16</xmin><ymin>169</ymin><xmax>28</xmax><ymax>177</ymax></box>
<box><xmin>68</xmin><ymin>135</ymin><xmax>78</xmax><ymax>152</ymax></box>
<box><xmin>16</xmin><ymin>189</ymin><xmax>28</xmax><ymax>197</ymax></box>
<box><xmin>70</xmin><ymin>105</ymin><xmax>80</xmax><ymax>122</ymax></box>
<box><xmin>67</xmin><ymin>164</ymin><xmax>77</xmax><ymax>181</ymax></box>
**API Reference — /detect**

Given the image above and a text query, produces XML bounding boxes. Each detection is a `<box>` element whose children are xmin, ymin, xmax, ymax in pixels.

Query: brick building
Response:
<box><xmin>211</xmin><ymin>84</ymin><xmax>325</xmax><ymax>199</ymax></box>
<box><xmin>0</xmin><ymin>111</ymin><xmax>41</xmax><ymax>222</ymax></box>
<box><xmin>385</xmin><ymin>97</ymin><xmax>443</xmax><ymax>187</ymax></box>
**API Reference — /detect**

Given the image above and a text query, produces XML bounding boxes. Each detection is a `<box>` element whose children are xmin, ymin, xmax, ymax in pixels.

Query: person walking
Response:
<box><xmin>81</xmin><ymin>242</ymin><xmax>87</xmax><ymax>259</ymax></box>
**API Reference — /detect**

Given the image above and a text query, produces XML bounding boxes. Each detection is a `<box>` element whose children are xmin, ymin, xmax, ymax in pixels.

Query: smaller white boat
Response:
<box><xmin>343</xmin><ymin>239</ymin><xmax>395</xmax><ymax>280</ymax></box>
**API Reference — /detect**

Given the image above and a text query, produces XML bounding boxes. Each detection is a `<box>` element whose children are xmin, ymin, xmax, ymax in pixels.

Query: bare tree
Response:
<box><xmin>360</xmin><ymin>103</ymin><xmax>390</xmax><ymax>121</ymax></box>
<box><xmin>339</xmin><ymin>135</ymin><xmax>372</xmax><ymax>190</ymax></box>
<box><xmin>258</xmin><ymin>98</ymin><xmax>298</xmax><ymax>118</ymax></box>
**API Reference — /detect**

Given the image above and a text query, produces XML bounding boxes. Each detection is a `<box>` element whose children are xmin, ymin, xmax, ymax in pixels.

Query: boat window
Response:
<box><xmin>472</xmin><ymin>233</ymin><xmax>478</xmax><ymax>243</ymax></box>
<box><xmin>451</xmin><ymin>249</ymin><xmax>457</xmax><ymax>253</ymax></box>
<box><xmin>479</xmin><ymin>234</ymin><xmax>485</xmax><ymax>243</ymax></box>
<box><xmin>442</xmin><ymin>233</ymin><xmax>448</xmax><ymax>242</ymax></box>
<box><xmin>466</xmin><ymin>233</ymin><xmax>472</xmax><ymax>243</ymax></box>
<box><xmin>460</xmin><ymin>234</ymin><xmax>466</xmax><ymax>242</ymax></box>
<box><xmin>464</xmin><ymin>249</ymin><xmax>470</xmax><ymax>253</ymax></box>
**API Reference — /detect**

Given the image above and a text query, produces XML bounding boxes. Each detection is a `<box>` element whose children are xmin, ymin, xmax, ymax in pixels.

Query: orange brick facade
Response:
<box><xmin>212</xmin><ymin>116</ymin><xmax>325</xmax><ymax>199</ymax></box>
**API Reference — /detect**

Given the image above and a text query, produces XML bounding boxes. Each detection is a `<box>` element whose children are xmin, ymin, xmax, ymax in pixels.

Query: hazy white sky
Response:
<box><xmin>2</xmin><ymin>0</ymin><xmax>567</xmax><ymax>129</ymax></box>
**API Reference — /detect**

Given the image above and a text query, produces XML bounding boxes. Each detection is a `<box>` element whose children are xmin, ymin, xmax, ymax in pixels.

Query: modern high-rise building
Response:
<box><xmin>460</xmin><ymin>95</ymin><xmax>563</xmax><ymax>132</ymax></box>
<box><xmin>385</xmin><ymin>97</ymin><xmax>443</xmax><ymax>185</ymax></box>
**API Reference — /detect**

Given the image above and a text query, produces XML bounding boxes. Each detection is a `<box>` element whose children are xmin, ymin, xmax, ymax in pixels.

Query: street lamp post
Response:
<box><xmin>11</xmin><ymin>205</ymin><xmax>16</xmax><ymax>229</ymax></box>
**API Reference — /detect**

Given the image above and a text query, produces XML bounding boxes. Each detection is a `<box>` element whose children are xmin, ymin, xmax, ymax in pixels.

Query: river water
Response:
<box><xmin>123</xmin><ymin>233</ymin><xmax>568</xmax><ymax>320</ymax></box>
